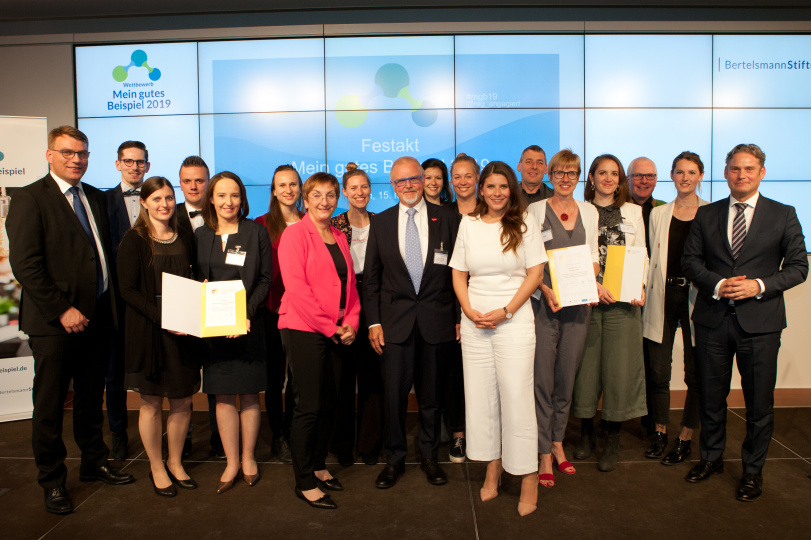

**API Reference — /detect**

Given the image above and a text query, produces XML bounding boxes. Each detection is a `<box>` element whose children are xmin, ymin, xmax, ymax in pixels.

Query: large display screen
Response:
<box><xmin>75</xmin><ymin>34</ymin><xmax>811</xmax><ymax>247</ymax></box>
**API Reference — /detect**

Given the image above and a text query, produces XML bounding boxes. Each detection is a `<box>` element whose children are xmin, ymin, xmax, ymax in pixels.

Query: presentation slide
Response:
<box><xmin>76</xmin><ymin>43</ymin><xmax>199</xmax><ymax>118</ymax></box>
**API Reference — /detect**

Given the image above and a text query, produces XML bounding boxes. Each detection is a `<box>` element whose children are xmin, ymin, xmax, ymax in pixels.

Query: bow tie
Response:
<box><xmin>189</xmin><ymin>210</ymin><xmax>202</xmax><ymax>218</ymax></box>
<box><xmin>123</xmin><ymin>188</ymin><xmax>140</xmax><ymax>197</ymax></box>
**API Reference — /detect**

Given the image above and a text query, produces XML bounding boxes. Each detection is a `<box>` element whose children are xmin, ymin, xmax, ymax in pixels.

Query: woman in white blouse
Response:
<box><xmin>450</xmin><ymin>161</ymin><xmax>546</xmax><ymax>517</ymax></box>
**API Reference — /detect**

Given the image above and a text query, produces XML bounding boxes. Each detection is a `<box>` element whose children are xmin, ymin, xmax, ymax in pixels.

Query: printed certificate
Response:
<box><xmin>161</xmin><ymin>273</ymin><xmax>247</xmax><ymax>337</ymax></box>
<box><xmin>602</xmin><ymin>245</ymin><xmax>647</xmax><ymax>303</ymax></box>
<box><xmin>547</xmin><ymin>244</ymin><xmax>599</xmax><ymax>307</ymax></box>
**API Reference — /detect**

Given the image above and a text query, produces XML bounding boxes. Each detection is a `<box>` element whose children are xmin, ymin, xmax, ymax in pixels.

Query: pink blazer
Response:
<box><xmin>277</xmin><ymin>213</ymin><xmax>360</xmax><ymax>337</ymax></box>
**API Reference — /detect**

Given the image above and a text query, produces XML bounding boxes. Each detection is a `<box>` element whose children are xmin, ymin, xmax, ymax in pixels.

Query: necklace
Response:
<box><xmin>552</xmin><ymin>199</ymin><xmax>575</xmax><ymax>221</ymax></box>
<box><xmin>151</xmin><ymin>232</ymin><xmax>178</xmax><ymax>244</ymax></box>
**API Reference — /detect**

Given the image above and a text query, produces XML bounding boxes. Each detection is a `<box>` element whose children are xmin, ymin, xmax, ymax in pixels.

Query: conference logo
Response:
<box><xmin>112</xmin><ymin>50</ymin><xmax>162</xmax><ymax>82</ymax></box>
<box><xmin>335</xmin><ymin>63</ymin><xmax>438</xmax><ymax>128</ymax></box>
<box><xmin>0</xmin><ymin>152</ymin><xmax>4</xmax><ymax>162</ymax></box>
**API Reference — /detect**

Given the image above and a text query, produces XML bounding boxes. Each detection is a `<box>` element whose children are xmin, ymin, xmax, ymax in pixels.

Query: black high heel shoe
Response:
<box><xmin>295</xmin><ymin>486</ymin><xmax>337</xmax><ymax>509</ymax></box>
<box><xmin>167</xmin><ymin>468</ymin><xmax>198</xmax><ymax>490</ymax></box>
<box><xmin>149</xmin><ymin>472</ymin><xmax>177</xmax><ymax>498</ymax></box>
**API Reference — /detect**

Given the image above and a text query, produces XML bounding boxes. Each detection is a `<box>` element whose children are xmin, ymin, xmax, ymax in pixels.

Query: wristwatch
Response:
<box><xmin>503</xmin><ymin>307</ymin><xmax>513</xmax><ymax>319</ymax></box>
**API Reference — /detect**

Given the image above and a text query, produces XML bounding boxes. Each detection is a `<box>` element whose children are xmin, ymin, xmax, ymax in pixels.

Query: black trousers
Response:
<box><xmin>645</xmin><ymin>284</ymin><xmax>700</xmax><ymax>429</ymax></box>
<box><xmin>282</xmin><ymin>328</ymin><xmax>343</xmax><ymax>490</ymax></box>
<box><xmin>439</xmin><ymin>340</ymin><xmax>465</xmax><ymax>433</ymax></box>
<box><xmin>382</xmin><ymin>324</ymin><xmax>444</xmax><ymax>466</ymax></box>
<box><xmin>104</xmin><ymin>331</ymin><xmax>128</xmax><ymax>434</ymax></box>
<box><xmin>264</xmin><ymin>310</ymin><xmax>293</xmax><ymax>439</ymax></box>
<box><xmin>694</xmin><ymin>312</ymin><xmax>781</xmax><ymax>474</ymax></box>
<box><xmin>29</xmin><ymin>294</ymin><xmax>111</xmax><ymax>489</ymax></box>
<box><xmin>331</xmin><ymin>276</ymin><xmax>384</xmax><ymax>458</ymax></box>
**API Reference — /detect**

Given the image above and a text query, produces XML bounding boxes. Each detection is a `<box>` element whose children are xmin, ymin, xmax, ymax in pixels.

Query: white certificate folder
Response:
<box><xmin>161</xmin><ymin>273</ymin><xmax>247</xmax><ymax>337</ymax></box>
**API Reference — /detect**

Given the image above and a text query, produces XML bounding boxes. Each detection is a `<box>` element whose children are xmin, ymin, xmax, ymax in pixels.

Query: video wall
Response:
<box><xmin>75</xmin><ymin>34</ymin><xmax>811</xmax><ymax>243</ymax></box>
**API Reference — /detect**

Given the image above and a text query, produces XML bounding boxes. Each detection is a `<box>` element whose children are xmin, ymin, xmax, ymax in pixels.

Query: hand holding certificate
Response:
<box><xmin>602</xmin><ymin>245</ymin><xmax>647</xmax><ymax>304</ymax></box>
<box><xmin>547</xmin><ymin>244</ymin><xmax>599</xmax><ymax>307</ymax></box>
<box><xmin>161</xmin><ymin>273</ymin><xmax>247</xmax><ymax>337</ymax></box>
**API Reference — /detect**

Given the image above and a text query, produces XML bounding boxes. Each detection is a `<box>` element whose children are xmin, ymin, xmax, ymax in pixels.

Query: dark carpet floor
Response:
<box><xmin>1</xmin><ymin>408</ymin><xmax>810</xmax><ymax>540</ymax></box>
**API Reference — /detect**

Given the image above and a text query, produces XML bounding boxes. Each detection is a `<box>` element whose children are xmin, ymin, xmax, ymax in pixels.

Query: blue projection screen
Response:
<box><xmin>75</xmin><ymin>34</ymin><xmax>811</xmax><ymax>248</ymax></box>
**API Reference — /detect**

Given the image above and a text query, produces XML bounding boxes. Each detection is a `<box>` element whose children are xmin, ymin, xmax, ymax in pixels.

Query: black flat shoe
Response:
<box><xmin>644</xmin><ymin>431</ymin><xmax>667</xmax><ymax>459</ymax></box>
<box><xmin>79</xmin><ymin>463</ymin><xmax>135</xmax><ymax>485</ymax></box>
<box><xmin>420</xmin><ymin>458</ymin><xmax>448</xmax><ymax>485</ymax></box>
<box><xmin>362</xmin><ymin>453</ymin><xmax>379</xmax><ymax>466</ymax></box>
<box><xmin>736</xmin><ymin>473</ymin><xmax>763</xmax><ymax>502</ymax></box>
<box><xmin>686</xmin><ymin>459</ymin><xmax>724</xmax><ymax>483</ymax></box>
<box><xmin>375</xmin><ymin>464</ymin><xmax>404</xmax><ymax>489</ymax></box>
<box><xmin>149</xmin><ymin>472</ymin><xmax>177</xmax><ymax>498</ymax></box>
<box><xmin>295</xmin><ymin>486</ymin><xmax>337</xmax><ymax>509</ymax></box>
<box><xmin>167</xmin><ymin>468</ymin><xmax>198</xmax><ymax>490</ymax></box>
<box><xmin>317</xmin><ymin>476</ymin><xmax>344</xmax><ymax>491</ymax></box>
<box><xmin>661</xmin><ymin>438</ymin><xmax>692</xmax><ymax>466</ymax></box>
<box><xmin>44</xmin><ymin>486</ymin><xmax>73</xmax><ymax>515</ymax></box>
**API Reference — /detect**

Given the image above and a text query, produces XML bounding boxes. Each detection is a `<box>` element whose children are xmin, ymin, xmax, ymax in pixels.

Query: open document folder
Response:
<box><xmin>547</xmin><ymin>244</ymin><xmax>599</xmax><ymax>308</ymax></box>
<box><xmin>161</xmin><ymin>273</ymin><xmax>247</xmax><ymax>337</ymax></box>
<box><xmin>602</xmin><ymin>245</ymin><xmax>647</xmax><ymax>303</ymax></box>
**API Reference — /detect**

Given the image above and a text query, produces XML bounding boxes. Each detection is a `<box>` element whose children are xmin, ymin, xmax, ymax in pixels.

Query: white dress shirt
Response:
<box><xmin>186</xmin><ymin>204</ymin><xmax>205</xmax><ymax>231</ymax></box>
<box><xmin>713</xmin><ymin>191</ymin><xmax>764</xmax><ymax>298</ymax></box>
<box><xmin>51</xmin><ymin>172</ymin><xmax>109</xmax><ymax>292</ymax></box>
<box><xmin>397</xmin><ymin>197</ymin><xmax>429</xmax><ymax>267</ymax></box>
<box><xmin>120</xmin><ymin>181</ymin><xmax>141</xmax><ymax>226</ymax></box>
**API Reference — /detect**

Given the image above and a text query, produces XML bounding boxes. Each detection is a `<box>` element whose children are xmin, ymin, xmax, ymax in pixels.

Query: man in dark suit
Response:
<box><xmin>7</xmin><ymin>126</ymin><xmax>134</xmax><ymax>515</ymax></box>
<box><xmin>105</xmin><ymin>140</ymin><xmax>150</xmax><ymax>460</ymax></box>
<box><xmin>517</xmin><ymin>145</ymin><xmax>554</xmax><ymax>204</ymax></box>
<box><xmin>364</xmin><ymin>156</ymin><xmax>459</xmax><ymax>489</ymax></box>
<box><xmin>682</xmin><ymin>143</ymin><xmax>807</xmax><ymax>502</ymax></box>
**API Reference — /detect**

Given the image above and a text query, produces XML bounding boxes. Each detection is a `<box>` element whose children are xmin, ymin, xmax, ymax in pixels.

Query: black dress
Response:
<box><xmin>202</xmin><ymin>231</ymin><xmax>268</xmax><ymax>394</ymax></box>
<box><xmin>120</xmin><ymin>232</ymin><xmax>200</xmax><ymax>399</ymax></box>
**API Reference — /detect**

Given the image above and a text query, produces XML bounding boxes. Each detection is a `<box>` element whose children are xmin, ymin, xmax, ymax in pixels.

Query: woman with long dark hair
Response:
<box><xmin>421</xmin><ymin>158</ymin><xmax>453</xmax><ymax>206</ymax></box>
<box><xmin>450</xmin><ymin>161</ymin><xmax>545</xmax><ymax>516</ymax></box>
<box><xmin>118</xmin><ymin>176</ymin><xmax>199</xmax><ymax>497</ymax></box>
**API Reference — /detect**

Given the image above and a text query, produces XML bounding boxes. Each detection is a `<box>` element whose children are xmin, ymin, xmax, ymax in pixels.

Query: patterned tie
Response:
<box><xmin>405</xmin><ymin>207</ymin><xmax>423</xmax><ymax>294</ymax></box>
<box><xmin>123</xmin><ymin>188</ymin><xmax>141</xmax><ymax>197</ymax></box>
<box><xmin>69</xmin><ymin>186</ymin><xmax>103</xmax><ymax>296</ymax></box>
<box><xmin>731</xmin><ymin>202</ymin><xmax>747</xmax><ymax>259</ymax></box>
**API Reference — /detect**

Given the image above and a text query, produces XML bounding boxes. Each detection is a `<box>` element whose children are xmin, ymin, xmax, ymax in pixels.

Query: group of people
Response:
<box><xmin>7</xmin><ymin>126</ymin><xmax>806</xmax><ymax>517</ymax></box>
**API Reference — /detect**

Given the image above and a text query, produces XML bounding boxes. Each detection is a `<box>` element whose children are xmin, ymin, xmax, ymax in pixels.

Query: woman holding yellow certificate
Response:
<box><xmin>527</xmin><ymin>149</ymin><xmax>599</xmax><ymax>487</ymax></box>
<box><xmin>572</xmin><ymin>154</ymin><xmax>647</xmax><ymax>473</ymax></box>
<box><xmin>197</xmin><ymin>171</ymin><xmax>272</xmax><ymax>493</ymax></box>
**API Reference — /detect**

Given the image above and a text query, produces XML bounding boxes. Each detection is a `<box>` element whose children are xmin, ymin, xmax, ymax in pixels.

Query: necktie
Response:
<box><xmin>69</xmin><ymin>186</ymin><xmax>103</xmax><ymax>296</ymax></box>
<box><xmin>189</xmin><ymin>210</ymin><xmax>202</xmax><ymax>218</ymax></box>
<box><xmin>123</xmin><ymin>188</ymin><xmax>140</xmax><ymax>197</ymax></box>
<box><xmin>405</xmin><ymin>208</ymin><xmax>423</xmax><ymax>294</ymax></box>
<box><xmin>731</xmin><ymin>202</ymin><xmax>747</xmax><ymax>259</ymax></box>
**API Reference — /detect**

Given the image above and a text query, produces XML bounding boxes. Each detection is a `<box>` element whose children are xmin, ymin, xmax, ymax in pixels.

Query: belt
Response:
<box><xmin>666</xmin><ymin>276</ymin><xmax>689</xmax><ymax>287</ymax></box>
<box><xmin>726</xmin><ymin>304</ymin><xmax>737</xmax><ymax>316</ymax></box>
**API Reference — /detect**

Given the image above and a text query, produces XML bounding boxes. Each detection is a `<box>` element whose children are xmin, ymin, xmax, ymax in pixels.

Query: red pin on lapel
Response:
<box><xmin>431</xmin><ymin>218</ymin><xmax>437</xmax><ymax>221</ymax></box>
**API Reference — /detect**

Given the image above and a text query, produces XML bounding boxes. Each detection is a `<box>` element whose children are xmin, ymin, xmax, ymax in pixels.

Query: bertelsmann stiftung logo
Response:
<box><xmin>112</xmin><ymin>50</ymin><xmax>162</xmax><ymax>82</ymax></box>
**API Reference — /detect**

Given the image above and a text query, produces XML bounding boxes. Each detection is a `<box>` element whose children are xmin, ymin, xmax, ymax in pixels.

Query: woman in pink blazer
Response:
<box><xmin>278</xmin><ymin>172</ymin><xmax>360</xmax><ymax>510</ymax></box>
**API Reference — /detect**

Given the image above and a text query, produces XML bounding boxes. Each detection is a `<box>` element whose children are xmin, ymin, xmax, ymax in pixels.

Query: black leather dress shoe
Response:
<box><xmin>644</xmin><ymin>431</ymin><xmax>667</xmax><ymax>459</ymax></box>
<box><xmin>685</xmin><ymin>459</ymin><xmax>724</xmax><ymax>483</ymax></box>
<box><xmin>44</xmin><ymin>486</ymin><xmax>73</xmax><ymax>515</ymax></box>
<box><xmin>420</xmin><ymin>458</ymin><xmax>448</xmax><ymax>486</ymax></box>
<box><xmin>362</xmin><ymin>453</ymin><xmax>379</xmax><ymax>466</ymax></box>
<box><xmin>661</xmin><ymin>438</ymin><xmax>692</xmax><ymax>466</ymax></box>
<box><xmin>167</xmin><ymin>468</ymin><xmax>198</xmax><ymax>490</ymax></box>
<box><xmin>317</xmin><ymin>476</ymin><xmax>344</xmax><ymax>491</ymax></box>
<box><xmin>80</xmin><ymin>463</ymin><xmax>135</xmax><ymax>485</ymax></box>
<box><xmin>295</xmin><ymin>486</ymin><xmax>338</xmax><ymax>509</ymax></box>
<box><xmin>149</xmin><ymin>472</ymin><xmax>177</xmax><ymax>497</ymax></box>
<box><xmin>375</xmin><ymin>463</ymin><xmax>405</xmax><ymax>489</ymax></box>
<box><xmin>736</xmin><ymin>473</ymin><xmax>763</xmax><ymax>502</ymax></box>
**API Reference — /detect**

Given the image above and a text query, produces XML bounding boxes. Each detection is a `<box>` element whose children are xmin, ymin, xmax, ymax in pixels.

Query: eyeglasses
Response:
<box><xmin>309</xmin><ymin>192</ymin><xmax>337</xmax><ymax>202</ymax></box>
<box><xmin>630</xmin><ymin>173</ymin><xmax>657</xmax><ymax>181</ymax></box>
<box><xmin>550</xmin><ymin>170</ymin><xmax>579</xmax><ymax>180</ymax></box>
<box><xmin>120</xmin><ymin>158</ymin><xmax>148</xmax><ymax>168</ymax></box>
<box><xmin>392</xmin><ymin>175</ymin><xmax>423</xmax><ymax>188</ymax></box>
<box><xmin>52</xmin><ymin>148</ymin><xmax>90</xmax><ymax>160</ymax></box>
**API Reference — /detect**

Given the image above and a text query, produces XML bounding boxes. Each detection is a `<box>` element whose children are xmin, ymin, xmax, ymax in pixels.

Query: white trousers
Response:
<box><xmin>461</xmin><ymin>294</ymin><xmax>538</xmax><ymax>475</ymax></box>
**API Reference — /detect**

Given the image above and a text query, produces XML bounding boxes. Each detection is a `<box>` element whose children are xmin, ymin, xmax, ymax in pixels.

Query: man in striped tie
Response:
<box><xmin>682</xmin><ymin>143</ymin><xmax>808</xmax><ymax>502</ymax></box>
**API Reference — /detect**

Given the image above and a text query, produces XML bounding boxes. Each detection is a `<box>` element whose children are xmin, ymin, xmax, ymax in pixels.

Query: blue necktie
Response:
<box><xmin>405</xmin><ymin>208</ymin><xmax>423</xmax><ymax>294</ymax></box>
<box><xmin>69</xmin><ymin>186</ymin><xmax>103</xmax><ymax>296</ymax></box>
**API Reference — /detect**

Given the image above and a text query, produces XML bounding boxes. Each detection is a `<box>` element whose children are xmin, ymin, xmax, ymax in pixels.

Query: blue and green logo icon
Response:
<box><xmin>0</xmin><ymin>152</ymin><xmax>4</xmax><ymax>161</ymax></box>
<box><xmin>336</xmin><ymin>63</ymin><xmax>437</xmax><ymax>128</ymax></box>
<box><xmin>113</xmin><ymin>50</ymin><xmax>161</xmax><ymax>82</ymax></box>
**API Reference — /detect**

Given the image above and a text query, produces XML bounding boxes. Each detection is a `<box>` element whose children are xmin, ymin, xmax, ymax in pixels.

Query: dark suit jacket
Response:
<box><xmin>7</xmin><ymin>174</ymin><xmax>116</xmax><ymax>336</ymax></box>
<box><xmin>363</xmin><ymin>200</ymin><xmax>459</xmax><ymax>344</ymax></box>
<box><xmin>195</xmin><ymin>219</ymin><xmax>272</xmax><ymax>320</ymax></box>
<box><xmin>106</xmin><ymin>184</ymin><xmax>130</xmax><ymax>256</ymax></box>
<box><xmin>176</xmin><ymin>202</ymin><xmax>194</xmax><ymax>238</ymax></box>
<box><xmin>682</xmin><ymin>195</ymin><xmax>808</xmax><ymax>334</ymax></box>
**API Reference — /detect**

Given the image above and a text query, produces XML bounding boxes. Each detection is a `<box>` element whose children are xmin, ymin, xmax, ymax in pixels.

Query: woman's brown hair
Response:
<box><xmin>584</xmin><ymin>154</ymin><xmax>631</xmax><ymax>209</ymax></box>
<box><xmin>202</xmin><ymin>171</ymin><xmax>250</xmax><ymax>231</ymax></box>
<box><xmin>131</xmin><ymin>176</ymin><xmax>179</xmax><ymax>264</ymax></box>
<box><xmin>471</xmin><ymin>161</ymin><xmax>527</xmax><ymax>255</ymax></box>
<box><xmin>264</xmin><ymin>165</ymin><xmax>304</xmax><ymax>243</ymax></box>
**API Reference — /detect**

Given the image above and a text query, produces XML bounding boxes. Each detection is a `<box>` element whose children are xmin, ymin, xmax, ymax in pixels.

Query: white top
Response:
<box><xmin>350</xmin><ymin>224</ymin><xmax>370</xmax><ymax>275</ymax></box>
<box><xmin>186</xmin><ymin>204</ymin><xmax>205</xmax><ymax>231</ymax></box>
<box><xmin>450</xmin><ymin>213</ymin><xmax>548</xmax><ymax>299</ymax></box>
<box><xmin>397</xmin><ymin>198</ymin><xmax>429</xmax><ymax>267</ymax></box>
<box><xmin>51</xmin><ymin>172</ymin><xmax>109</xmax><ymax>292</ymax></box>
<box><xmin>120</xmin><ymin>181</ymin><xmax>141</xmax><ymax>226</ymax></box>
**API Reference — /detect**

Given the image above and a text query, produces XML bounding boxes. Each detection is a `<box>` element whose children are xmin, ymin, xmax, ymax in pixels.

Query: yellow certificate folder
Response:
<box><xmin>547</xmin><ymin>244</ymin><xmax>599</xmax><ymax>308</ymax></box>
<box><xmin>602</xmin><ymin>245</ymin><xmax>647</xmax><ymax>303</ymax></box>
<box><xmin>161</xmin><ymin>273</ymin><xmax>247</xmax><ymax>338</ymax></box>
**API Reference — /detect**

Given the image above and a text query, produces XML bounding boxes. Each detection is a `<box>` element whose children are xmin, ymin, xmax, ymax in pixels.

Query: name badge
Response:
<box><xmin>619</xmin><ymin>223</ymin><xmax>635</xmax><ymax>234</ymax></box>
<box><xmin>225</xmin><ymin>246</ymin><xmax>247</xmax><ymax>266</ymax></box>
<box><xmin>542</xmin><ymin>229</ymin><xmax>553</xmax><ymax>243</ymax></box>
<box><xmin>433</xmin><ymin>241</ymin><xmax>449</xmax><ymax>266</ymax></box>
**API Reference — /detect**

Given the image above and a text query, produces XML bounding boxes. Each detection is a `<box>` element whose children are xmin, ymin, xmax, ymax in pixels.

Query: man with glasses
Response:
<box><xmin>7</xmin><ymin>126</ymin><xmax>134</xmax><ymax>515</ymax></box>
<box><xmin>105</xmin><ymin>140</ymin><xmax>151</xmax><ymax>460</ymax></box>
<box><xmin>517</xmin><ymin>145</ymin><xmax>554</xmax><ymax>204</ymax></box>
<box><xmin>627</xmin><ymin>157</ymin><xmax>665</xmax><ymax>254</ymax></box>
<box><xmin>364</xmin><ymin>156</ymin><xmax>459</xmax><ymax>489</ymax></box>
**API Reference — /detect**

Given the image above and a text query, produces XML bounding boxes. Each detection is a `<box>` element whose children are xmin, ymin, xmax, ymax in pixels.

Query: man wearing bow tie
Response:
<box><xmin>105</xmin><ymin>140</ymin><xmax>150</xmax><ymax>460</ymax></box>
<box><xmin>176</xmin><ymin>155</ymin><xmax>209</xmax><ymax>236</ymax></box>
